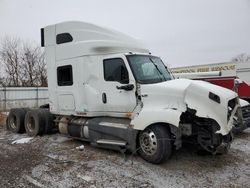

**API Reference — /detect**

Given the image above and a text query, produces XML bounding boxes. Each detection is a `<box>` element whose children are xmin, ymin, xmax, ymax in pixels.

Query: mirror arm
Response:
<box><xmin>116</xmin><ymin>84</ymin><xmax>134</xmax><ymax>91</ymax></box>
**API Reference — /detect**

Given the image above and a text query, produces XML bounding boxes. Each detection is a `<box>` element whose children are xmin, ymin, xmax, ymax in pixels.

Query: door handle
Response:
<box><xmin>102</xmin><ymin>93</ymin><xmax>107</xmax><ymax>103</ymax></box>
<box><xmin>116</xmin><ymin>84</ymin><xmax>134</xmax><ymax>91</ymax></box>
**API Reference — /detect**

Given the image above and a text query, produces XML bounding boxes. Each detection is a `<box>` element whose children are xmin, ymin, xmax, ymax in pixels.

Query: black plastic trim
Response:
<box><xmin>41</xmin><ymin>28</ymin><xmax>44</xmax><ymax>47</ymax></box>
<box><xmin>209</xmin><ymin>92</ymin><xmax>220</xmax><ymax>104</ymax></box>
<box><xmin>103</xmin><ymin>58</ymin><xmax>129</xmax><ymax>84</ymax></box>
<box><xmin>57</xmin><ymin>65</ymin><xmax>73</xmax><ymax>86</ymax></box>
<box><xmin>56</xmin><ymin>33</ymin><xmax>73</xmax><ymax>44</ymax></box>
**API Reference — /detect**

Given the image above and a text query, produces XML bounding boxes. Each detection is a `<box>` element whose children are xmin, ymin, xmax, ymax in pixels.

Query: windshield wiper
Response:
<box><xmin>149</xmin><ymin>58</ymin><xmax>166</xmax><ymax>81</ymax></box>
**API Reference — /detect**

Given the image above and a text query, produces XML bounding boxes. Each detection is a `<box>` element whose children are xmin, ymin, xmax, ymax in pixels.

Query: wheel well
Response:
<box><xmin>136</xmin><ymin>122</ymin><xmax>174</xmax><ymax>149</ymax></box>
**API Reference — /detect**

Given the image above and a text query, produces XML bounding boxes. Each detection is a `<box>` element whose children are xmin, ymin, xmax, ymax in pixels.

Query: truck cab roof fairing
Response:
<box><xmin>42</xmin><ymin>21</ymin><xmax>150</xmax><ymax>60</ymax></box>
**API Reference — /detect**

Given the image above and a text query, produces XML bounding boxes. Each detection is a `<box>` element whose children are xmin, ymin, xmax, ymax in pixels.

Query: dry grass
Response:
<box><xmin>0</xmin><ymin>113</ymin><xmax>7</xmax><ymax>126</ymax></box>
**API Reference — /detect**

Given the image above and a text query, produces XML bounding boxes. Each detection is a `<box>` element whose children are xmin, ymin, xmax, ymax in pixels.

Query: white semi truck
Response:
<box><xmin>7</xmin><ymin>21</ymin><xmax>240</xmax><ymax>164</ymax></box>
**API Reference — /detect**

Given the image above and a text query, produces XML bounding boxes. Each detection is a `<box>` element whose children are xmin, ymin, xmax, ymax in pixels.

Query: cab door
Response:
<box><xmin>101</xmin><ymin>56</ymin><xmax>137</xmax><ymax>113</ymax></box>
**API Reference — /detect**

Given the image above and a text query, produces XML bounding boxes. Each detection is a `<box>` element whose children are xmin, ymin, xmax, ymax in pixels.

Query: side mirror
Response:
<box><xmin>116</xmin><ymin>84</ymin><xmax>134</xmax><ymax>91</ymax></box>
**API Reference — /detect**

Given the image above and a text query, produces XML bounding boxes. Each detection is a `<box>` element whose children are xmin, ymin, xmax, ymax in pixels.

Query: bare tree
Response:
<box><xmin>0</xmin><ymin>36</ymin><xmax>47</xmax><ymax>87</ymax></box>
<box><xmin>36</xmin><ymin>50</ymin><xmax>47</xmax><ymax>87</ymax></box>
<box><xmin>0</xmin><ymin>37</ymin><xmax>22</xmax><ymax>86</ymax></box>
<box><xmin>231</xmin><ymin>53</ymin><xmax>250</xmax><ymax>63</ymax></box>
<box><xmin>0</xmin><ymin>76</ymin><xmax>5</xmax><ymax>87</ymax></box>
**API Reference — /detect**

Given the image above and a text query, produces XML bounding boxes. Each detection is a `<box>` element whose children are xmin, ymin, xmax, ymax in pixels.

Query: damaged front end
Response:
<box><xmin>241</xmin><ymin>104</ymin><xmax>250</xmax><ymax>129</ymax></box>
<box><xmin>233</xmin><ymin>102</ymin><xmax>250</xmax><ymax>133</ymax></box>
<box><xmin>179</xmin><ymin>97</ymin><xmax>239</xmax><ymax>154</ymax></box>
<box><xmin>180</xmin><ymin>112</ymin><xmax>233</xmax><ymax>154</ymax></box>
<box><xmin>135</xmin><ymin>78</ymin><xmax>240</xmax><ymax>154</ymax></box>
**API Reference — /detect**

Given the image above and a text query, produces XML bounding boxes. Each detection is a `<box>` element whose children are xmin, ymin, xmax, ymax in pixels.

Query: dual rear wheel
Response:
<box><xmin>7</xmin><ymin>108</ymin><xmax>54</xmax><ymax>136</ymax></box>
<box><xmin>25</xmin><ymin>110</ymin><xmax>45</xmax><ymax>136</ymax></box>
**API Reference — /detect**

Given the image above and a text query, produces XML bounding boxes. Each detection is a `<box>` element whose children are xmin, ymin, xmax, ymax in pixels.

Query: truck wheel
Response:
<box><xmin>24</xmin><ymin>110</ymin><xmax>45</xmax><ymax>136</ymax></box>
<box><xmin>7</xmin><ymin>108</ymin><xmax>26</xmax><ymax>133</ymax></box>
<box><xmin>40</xmin><ymin>109</ymin><xmax>55</xmax><ymax>134</ymax></box>
<box><xmin>138</xmin><ymin>125</ymin><xmax>172</xmax><ymax>164</ymax></box>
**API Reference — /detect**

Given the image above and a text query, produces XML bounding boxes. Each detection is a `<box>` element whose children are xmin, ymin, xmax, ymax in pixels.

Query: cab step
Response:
<box><xmin>96</xmin><ymin>139</ymin><xmax>126</xmax><ymax>146</ymax></box>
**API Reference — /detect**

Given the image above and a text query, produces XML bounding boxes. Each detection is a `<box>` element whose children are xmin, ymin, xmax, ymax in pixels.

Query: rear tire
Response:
<box><xmin>138</xmin><ymin>125</ymin><xmax>172</xmax><ymax>164</ymax></box>
<box><xmin>40</xmin><ymin>109</ymin><xmax>55</xmax><ymax>134</ymax></box>
<box><xmin>7</xmin><ymin>108</ymin><xmax>26</xmax><ymax>133</ymax></box>
<box><xmin>24</xmin><ymin>110</ymin><xmax>45</xmax><ymax>136</ymax></box>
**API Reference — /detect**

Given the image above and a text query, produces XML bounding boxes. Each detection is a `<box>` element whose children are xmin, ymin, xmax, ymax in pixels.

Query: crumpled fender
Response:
<box><xmin>131</xmin><ymin>79</ymin><xmax>238</xmax><ymax>135</ymax></box>
<box><xmin>131</xmin><ymin>107</ymin><xmax>183</xmax><ymax>130</ymax></box>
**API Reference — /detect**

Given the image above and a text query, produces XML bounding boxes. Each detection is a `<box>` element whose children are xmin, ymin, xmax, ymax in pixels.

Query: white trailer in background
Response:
<box><xmin>7</xmin><ymin>22</ymin><xmax>240</xmax><ymax>164</ymax></box>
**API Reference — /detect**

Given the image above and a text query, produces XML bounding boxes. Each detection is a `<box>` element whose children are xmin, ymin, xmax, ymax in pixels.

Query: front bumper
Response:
<box><xmin>233</xmin><ymin>105</ymin><xmax>250</xmax><ymax>133</ymax></box>
<box><xmin>196</xmin><ymin>119</ymin><xmax>233</xmax><ymax>154</ymax></box>
<box><xmin>242</xmin><ymin>105</ymin><xmax>250</xmax><ymax>128</ymax></box>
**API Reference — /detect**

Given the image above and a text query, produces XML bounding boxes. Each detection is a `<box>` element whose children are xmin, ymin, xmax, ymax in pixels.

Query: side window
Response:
<box><xmin>103</xmin><ymin>58</ymin><xmax>129</xmax><ymax>84</ymax></box>
<box><xmin>56</xmin><ymin>33</ymin><xmax>73</xmax><ymax>44</ymax></box>
<box><xmin>57</xmin><ymin>65</ymin><xmax>73</xmax><ymax>86</ymax></box>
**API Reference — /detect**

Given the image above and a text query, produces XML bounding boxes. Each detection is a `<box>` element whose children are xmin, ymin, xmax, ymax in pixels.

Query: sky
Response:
<box><xmin>0</xmin><ymin>0</ymin><xmax>250</xmax><ymax>68</ymax></box>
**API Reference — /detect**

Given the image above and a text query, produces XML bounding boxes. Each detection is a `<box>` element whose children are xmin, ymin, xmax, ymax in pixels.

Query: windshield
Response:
<box><xmin>126</xmin><ymin>55</ymin><xmax>172</xmax><ymax>84</ymax></box>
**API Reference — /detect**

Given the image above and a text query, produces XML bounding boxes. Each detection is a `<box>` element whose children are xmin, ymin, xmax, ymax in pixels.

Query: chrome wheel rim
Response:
<box><xmin>9</xmin><ymin>116</ymin><xmax>17</xmax><ymax>129</ymax></box>
<box><xmin>139</xmin><ymin>129</ymin><xmax>158</xmax><ymax>156</ymax></box>
<box><xmin>27</xmin><ymin>116</ymin><xmax>35</xmax><ymax>132</ymax></box>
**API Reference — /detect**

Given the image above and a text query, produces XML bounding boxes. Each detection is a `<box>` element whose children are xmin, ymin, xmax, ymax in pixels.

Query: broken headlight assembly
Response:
<box><xmin>227</xmin><ymin>98</ymin><xmax>238</xmax><ymax>122</ymax></box>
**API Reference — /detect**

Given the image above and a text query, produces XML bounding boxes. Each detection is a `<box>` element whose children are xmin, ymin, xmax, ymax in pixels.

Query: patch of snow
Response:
<box><xmin>49</xmin><ymin>135</ymin><xmax>72</xmax><ymax>143</ymax></box>
<box><xmin>77</xmin><ymin>174</ymin><xmax>93</xmax><ymax>182</ymax></box>
<box><xmin>32</xmin><ymin>165</ymin><xmax>49</xmax><ymax>178</ymax></box>
<box><xmin>76</xmin><ymin>145</ymin><xmax>84</xmax><ymax>151</ymax></box>
<box><xmin>11</xmin><ymin>137</ymin><xmax>33</xmax><ymax>144</ymax></box>
<box><xmin>24</xmin><ymin>175</ymin><xmax>45</xmax><ymax>188</ymax></box>
<box><xmin>46</xmin><ymin>153</ymin><xmax>68</xmax><ymax>161</ymax></box>
<box><xmin>231</xmin><ymin>138</ymin><xmax>250</xmax><ymax>154</ymax></box>
<box><xmin>9</xmin><ymin>134</ymin><xmax>26</xmax><ymax>141</ymax></box>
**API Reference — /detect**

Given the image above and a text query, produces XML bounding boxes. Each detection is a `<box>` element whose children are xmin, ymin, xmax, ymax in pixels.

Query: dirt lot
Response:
<box><xmin>0</xmin><ymin>113</ymin><xmax>250</xmax><ymax>188</ymax></box>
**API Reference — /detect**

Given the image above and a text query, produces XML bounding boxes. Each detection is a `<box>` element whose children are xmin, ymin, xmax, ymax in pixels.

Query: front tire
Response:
<box><xmin>138</xmin><ymin>125</ymin><xmax>172</xmax><ymax>164</ymax></box>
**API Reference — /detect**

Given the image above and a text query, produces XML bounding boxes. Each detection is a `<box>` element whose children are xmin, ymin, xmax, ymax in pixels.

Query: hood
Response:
<box><xmin>139</xmin><ymin>78</ymin><xmax>238</xmax><ymax>135</ymax></box>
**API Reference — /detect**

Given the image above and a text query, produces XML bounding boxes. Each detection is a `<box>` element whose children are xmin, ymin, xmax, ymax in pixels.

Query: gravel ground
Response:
<box><xmin>0</xmin><ymin>114</ymin><xmax>250</xmax><ymax>188</ymax></box>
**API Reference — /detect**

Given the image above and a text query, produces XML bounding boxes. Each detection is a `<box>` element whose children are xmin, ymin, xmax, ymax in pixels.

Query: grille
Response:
<box><xmin>242</xmin><ymin>105</ymin><xmax>250</xmax><ymax>119</ymax></box>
